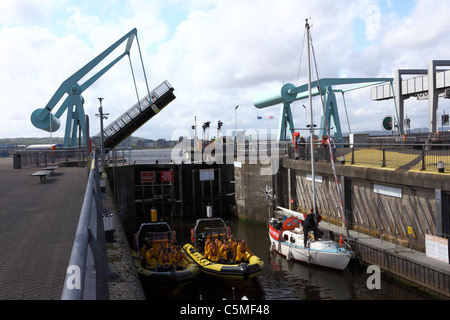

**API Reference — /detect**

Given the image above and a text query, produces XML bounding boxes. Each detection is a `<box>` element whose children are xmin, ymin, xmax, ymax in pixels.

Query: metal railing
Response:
<box><xmin>8</xmin><ymin>148</ymin><xmax>87</xmax><ymax>168</ymax></box>
<box><xmin>287</xmin><ymin>142</ymin><xmax>450</xmax><ymax>172</ymax></box>
<box><xmin>61</xmin><ymin>151</ymin><xmax>115</xmax><ymax>300</ymax></box>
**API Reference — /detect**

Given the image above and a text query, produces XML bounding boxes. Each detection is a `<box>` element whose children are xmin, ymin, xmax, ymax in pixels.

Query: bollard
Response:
<box><xmin>100</xmin><ymin>178</ymin><xmax>106</xmax><ymax>193</ymax></box>
<box><xmin>437</xmin><ymin>161</ymin><xmax>444</xmax><ymax>173</ymax></box>
<box><xmin>102</xmin><ymin>213</ymin><xmax>115</xmax><ymax>243</ymax></box>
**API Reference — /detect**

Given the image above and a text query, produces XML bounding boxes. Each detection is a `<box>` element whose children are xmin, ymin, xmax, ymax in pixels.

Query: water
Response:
<box><xmin>143</xmin><ymin>218</ymin><xmax>434</xmax><ymax>300</ymax></box>
<box><xmin>131</xmin><ymin>150</ymin><xmax>434</xmax><ymax>300</ymax></box>
<box><xmin>125</xmin><ymin>149</ymin><xmax>174</xmax><ymax>164</ymax></box>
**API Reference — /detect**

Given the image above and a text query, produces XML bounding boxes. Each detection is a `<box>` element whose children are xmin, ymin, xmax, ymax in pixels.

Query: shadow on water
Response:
<box><xmin>142</xmin><ymin>217</ymin><xmax>435</xmax><ymax>300</ymax></box>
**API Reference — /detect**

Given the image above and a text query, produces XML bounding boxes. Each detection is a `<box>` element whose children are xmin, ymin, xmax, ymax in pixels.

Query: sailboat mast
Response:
<box><xmin>306</xmin><ymin>19</ymin><xmax>317</xmax><ymax>220</ymax></box>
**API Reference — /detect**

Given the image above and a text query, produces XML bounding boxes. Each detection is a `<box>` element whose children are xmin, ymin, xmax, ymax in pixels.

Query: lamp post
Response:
<box><xmin>96</xmin><ymin>98</ymin><xmax>109</xmax><ymax>168</ymax></box>
<box><xmin>234</xmin><ymin>105</ymin><xmax>239</xmax><ymax>141</ymax></box>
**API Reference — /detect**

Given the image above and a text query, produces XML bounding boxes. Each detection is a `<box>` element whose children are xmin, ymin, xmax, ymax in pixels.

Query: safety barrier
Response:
<box><xmin>9</xmin><ymin>148</ymin><xmax>87</xmax><ymax>168</ymax></box>
<box><xmin>61</xmin><ymin>151</ymin><xmax>116</xmax><ymax>300</ymax></box>
<box><xmin>353</xmin><ymin>240</ymin><xmax>450</xmax><ymax>299</ymax></box>
<box><xmin>287</xmin><ymin>141</ymin><xmax>450</xmax><ymax>172</ymax></box>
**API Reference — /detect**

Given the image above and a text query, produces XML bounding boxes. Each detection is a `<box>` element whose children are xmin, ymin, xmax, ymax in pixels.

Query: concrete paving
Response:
<box><xmin>0</xmin><ymin>157</ymin><xmax>87</xmax><ymax>300</ymax></box>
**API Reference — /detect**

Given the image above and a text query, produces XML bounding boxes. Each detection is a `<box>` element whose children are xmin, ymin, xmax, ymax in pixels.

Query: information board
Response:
<box><xmin>140</xmin><ymin>171</ymin><xmax>154</xmax><ymax>183</ymax></box>
<box><xmin>161</xmin><ymin>170</ymin><xmax>174</xmax><ymax>182</ymax></box>
<box><xmin>425</xmin><ymin>234</ymin><xmax>449</xmax><ymax>264</ymax></box>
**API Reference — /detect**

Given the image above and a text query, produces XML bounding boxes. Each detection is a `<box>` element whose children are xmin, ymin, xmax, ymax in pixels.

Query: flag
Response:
<box><xmin>257</xmin><ymin>116</ymin><xmax>262</xmax><ymax>120</ymax></box>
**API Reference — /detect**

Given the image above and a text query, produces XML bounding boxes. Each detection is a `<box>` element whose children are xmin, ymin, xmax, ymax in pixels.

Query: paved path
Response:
<box><xmin>0</xmin><ymin>157</ymin><xmax>87</xmax><ymax>300</ymax></box>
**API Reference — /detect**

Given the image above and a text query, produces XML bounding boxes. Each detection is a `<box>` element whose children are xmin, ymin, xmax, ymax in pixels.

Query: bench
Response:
<box><xmin>43</xmin><ymin>165</ymin><xmax>59</xmax><ymax>174</ymax></box>
<box><xmin>31</xmin><ymin>170</ymin><xmax>52</xmax><ymax>182</ymax></box>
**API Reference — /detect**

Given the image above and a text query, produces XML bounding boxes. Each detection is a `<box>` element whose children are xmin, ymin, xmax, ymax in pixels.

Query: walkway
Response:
<box><xmin>0</xmin><ymin>157</ymin><xmax>87</xmax><ymax>299</ymax></box>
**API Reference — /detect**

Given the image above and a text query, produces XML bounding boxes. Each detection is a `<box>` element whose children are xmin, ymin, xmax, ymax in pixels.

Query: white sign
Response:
<box><xmin>425</xmin><ymin>234</ymin><xmax>449</xmax><ymax>264</ymax></box>
<box><xmin>306</xmin><ymin>174</ymin><xmax>322</xmax><ymax>183</ymax></box>
<box><xmin>199</xmin><ymin>169</ymin><xmax>215</xmax><ymax>181</ymax></box>
<box><xmin>373</xmin><ymin>184</ymin><xmax>402</xmax><ymax>198</ymax></box>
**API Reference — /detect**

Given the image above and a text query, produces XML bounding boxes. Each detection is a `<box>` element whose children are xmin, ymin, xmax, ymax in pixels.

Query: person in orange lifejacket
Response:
<box><xmin>218</xmin><ymin>239</ymin><xmax>235</xmax><ymax>264</ymax></box>
<box><xmin>215</xmin><ymin>235</ymin><xmax>223</xmax><ymax>248</ymax></box>
<box><xmin>159</xmin><ymin>247</ymin><xmax>173</xmax><ymax>270</ymax></box>
<box><xmin>236</xmin><ymin>240</ymin><xmax>253</xmax><ymax>263</ymax></box>
<box><xmin>229</xmin><ymin>234</ymin><xmax>238</xmax><ymax>254</ymax></box>
<box><xmin>172</xmin><ymin>246</ymin><xmax>188</xmax><ymax>270</ymax></box>
<box><xmin>206</xmin><ymin>241</ymin><xmax>219</xmax><ymax>262</ymax></box>
<box><xmin>140</xmin><ymin>240</ymin><xmax>150</xmax><ymax>259</ymax></box>
<box><xmin>293</xmin><ymin>132</ymin><xmax>300</xmax><ymax>150</ymax></box>
<box><xmin>321</xmin><ymin>135</ymin><xmax>329</xmax><ymax>161</ymax></box>
<box><xmin>145</xmin><ymin>244</ymin><xmax>158</xmax><ymax>270</ymax></box>
<box><xmin>203</xmin><ymin>236</ymin><xmax>212</xmax><ymax>257</ymax></box>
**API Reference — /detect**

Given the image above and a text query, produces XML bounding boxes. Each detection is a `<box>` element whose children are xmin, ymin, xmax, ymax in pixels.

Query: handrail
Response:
<box><xmin>61</xmin><ymin>150</ymin><xmax>115</xmax><ymax>300</ymax></box>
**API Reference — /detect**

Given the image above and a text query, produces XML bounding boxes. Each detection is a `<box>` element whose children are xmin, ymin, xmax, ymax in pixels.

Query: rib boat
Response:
<box><xmin>132</xmin><ymin>221</ymin><xmax>200</xmax><ymax>293</ymax></box>
<box><xmin>183</xmin><ymin>217</ymin><xmax>264</xmax><ymax>282</ymax></box>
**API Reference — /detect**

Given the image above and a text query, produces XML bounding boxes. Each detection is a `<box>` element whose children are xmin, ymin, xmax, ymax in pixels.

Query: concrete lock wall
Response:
<box><xmin>234</xmin><ymin>158</ymin><xmax>278</xmax><ymax>222</ymax></box>
<box><xmin>234</xmin><ymin>157</ymin><xmax>450</xmax><ymax>253</ymax></box>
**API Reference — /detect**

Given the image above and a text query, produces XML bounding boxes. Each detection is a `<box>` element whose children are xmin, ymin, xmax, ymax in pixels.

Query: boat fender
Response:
<box><xmin>133</xmin><ymin>233</ymin><xmax>137</xmax><ymax>249</ymax></box>
<box><xmin>339</xmin><ymin>235</ymin><xmax>343</xmax><ymax>247</ymax></box>
<box><xmin>173</xmin><ymin>230</ymin><xmax>177</xmax><ymax>243</ymax></box>
<box><xmin>228</xmin><ymin>227</ymin><xmax>231</xmax><ymax>238</ymax></box>
<box><xmin>191</xmin><ymin>228</ymin><xmax>194</xmax><ymax>243</ymax></box>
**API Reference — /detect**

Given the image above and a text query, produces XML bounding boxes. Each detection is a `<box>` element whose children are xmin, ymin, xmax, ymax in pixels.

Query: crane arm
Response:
<box><xmin>33</xmin><ymin>28</ymin><xmax>138</xmax><ymax>124</ymax></box>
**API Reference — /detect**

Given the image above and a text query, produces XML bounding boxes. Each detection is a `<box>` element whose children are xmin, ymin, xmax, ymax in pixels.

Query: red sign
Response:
<box><xmin>140</xmin><ymin>171</ymin><xmax>154</xmax><ymax>183</ymax></box>
<box><xmin>161</xmin><ymin>170</ymin><xmax>174</xmax><ymax>182</ymax></box>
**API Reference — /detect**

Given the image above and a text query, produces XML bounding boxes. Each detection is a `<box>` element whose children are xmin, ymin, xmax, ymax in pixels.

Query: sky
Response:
<box><xmin>1</xmin><ymin>0</ymin><xmax>450</xmax><ymax>142</ymax></box>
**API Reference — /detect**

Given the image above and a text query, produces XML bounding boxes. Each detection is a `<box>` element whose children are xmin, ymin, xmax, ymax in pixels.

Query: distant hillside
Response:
<box><xmin>0</xmin><ymin>137</ymin><xmax>65</xmax><ymax>146</ymax></box>
<box><xmin>0</xmin><ymin>135</ymin><xmax>147</xmax><ymax>147</ymax></box>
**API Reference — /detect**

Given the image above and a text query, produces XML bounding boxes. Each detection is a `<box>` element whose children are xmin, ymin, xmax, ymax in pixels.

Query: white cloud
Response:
<box><xmin>1</xmin><ymin>0</ymin><xmax>450</xmax><ymax>141</ymax></box>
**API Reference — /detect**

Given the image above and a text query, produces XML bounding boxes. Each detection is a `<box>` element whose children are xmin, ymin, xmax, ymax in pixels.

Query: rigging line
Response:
<box><xmin>341</xmin><ymin>92</ymin><xmax>352</xmax><ymax>134</ymax></box>
<box><xmin>296</xmin><ymin>27</ymin><xmax>307</xmax><ymax>85</ymax></box>
<box><xmin>135</xmin><ymin>33</ymin><xmax>152</xmax><ymax>105</ymax></box>
<box><xmin>309</xmin><ymin>29</ymin><xmax>350</xmax><ymax>239</ymax></box>
<box><xmin>128</xmin><ymin>54</ymin><xmax>141</xmax><ymax>111</ymax></box>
